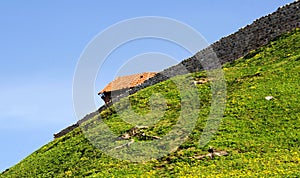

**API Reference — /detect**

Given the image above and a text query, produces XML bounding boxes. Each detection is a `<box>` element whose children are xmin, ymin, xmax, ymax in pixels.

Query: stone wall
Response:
<box><xmin>54</xmin><ymin>105</ymin><xmax>106</xmax><ymax>138</ymax></box>
<box><xmin>132</xmin><ymin>0</ymin><xmax>300</xmax><ymax>92</ymax></box>
<box><xmin>54</xmin><ymin>1</ymin><xmax>300</xmax><ymax>138</ymax></box>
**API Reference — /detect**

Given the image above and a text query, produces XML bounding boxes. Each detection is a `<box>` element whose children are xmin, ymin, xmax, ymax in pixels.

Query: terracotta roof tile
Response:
<box><xmin>98</xmin><ymin>72</ymin><xmax>157</xmax><ymax>94</ymax></box>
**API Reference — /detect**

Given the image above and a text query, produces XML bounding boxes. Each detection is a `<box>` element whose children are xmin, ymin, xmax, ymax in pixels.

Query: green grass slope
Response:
<box><xmin>1</xmin><ymin>29</ymin><xmax>300</xmax><ymax>177</ymax></box>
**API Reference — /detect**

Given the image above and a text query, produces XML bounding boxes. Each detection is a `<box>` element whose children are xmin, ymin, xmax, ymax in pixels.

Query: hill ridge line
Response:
<box><xmin>54</xmin><ymin>0</ymin><xmax>300</xmax><ymax>138</ymax></box>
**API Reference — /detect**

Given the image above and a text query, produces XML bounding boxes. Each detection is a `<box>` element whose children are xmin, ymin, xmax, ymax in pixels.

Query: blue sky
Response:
<box><xmin>0</xmin><ymin>0</ymin><xmax>294</xmax><ymax>172</ymax></box>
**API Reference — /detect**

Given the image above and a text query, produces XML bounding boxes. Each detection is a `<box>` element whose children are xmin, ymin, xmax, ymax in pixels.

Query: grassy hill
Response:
<box><xmin>1</xmin><ymin>29</ymin><xmax>300</xmax><ymax>177</ymax></box>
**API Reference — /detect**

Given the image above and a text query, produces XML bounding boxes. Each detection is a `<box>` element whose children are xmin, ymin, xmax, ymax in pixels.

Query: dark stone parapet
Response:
<box><xmin>54</xmin><ymin>1</ymin><xmax>300</xmax><ymax>139</ymax></box>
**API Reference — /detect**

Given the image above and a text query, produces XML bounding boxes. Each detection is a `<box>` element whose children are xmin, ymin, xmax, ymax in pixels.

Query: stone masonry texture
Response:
<box><xmin>54</xmin><ymin>1</ymin><xmax>300</xmax><ymax>138</ymax></box>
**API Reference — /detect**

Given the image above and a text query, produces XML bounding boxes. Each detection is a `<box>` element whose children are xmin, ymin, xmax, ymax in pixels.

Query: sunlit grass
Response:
<box><xmin>1</xmin><ymin>29</ymin><xmax>299</xmax><ymax>177</ymax></box>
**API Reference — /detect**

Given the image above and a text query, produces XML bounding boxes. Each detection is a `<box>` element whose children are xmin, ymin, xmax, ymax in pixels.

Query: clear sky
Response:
<box><xmin>0</xmin><ymin>0</ymin><xmax>295</xmax><ymax>172</ymax></box>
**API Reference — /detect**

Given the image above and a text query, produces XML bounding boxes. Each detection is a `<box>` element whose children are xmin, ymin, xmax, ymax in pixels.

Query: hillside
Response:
<box><xmin>1</xmin><ymin>29</ymin><xmax>300</xmax><ymax>177</ymax></box>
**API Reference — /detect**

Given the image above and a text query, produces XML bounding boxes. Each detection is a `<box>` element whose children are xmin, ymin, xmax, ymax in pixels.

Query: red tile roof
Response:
<box><xmin>98</xmin><ymin>72</ymin><xmax>157</xmax><ymax>94</ymax></box>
